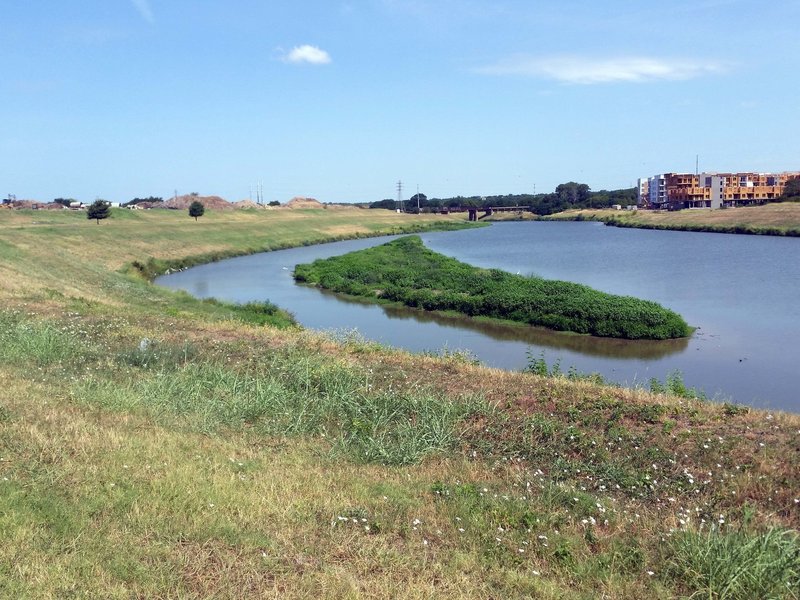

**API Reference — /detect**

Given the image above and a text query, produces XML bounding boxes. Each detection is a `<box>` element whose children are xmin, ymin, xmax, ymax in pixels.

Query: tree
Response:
<box><xmin>555</xmin><ymin>182</ymin><xmax>592</xmax><ymax>204</ymax></box>
<box><xmin>783</xmin><ymin>178</ymin><xmax>800</xmax><ymax>201</ymax></box>
<box><xmin>189</xmin><ymin>200</ymin><xmax>205</xmax><ymax>221</ymax></box>
<box><xmin>86</xmin><ymin>200</ymin><xmax>110</xmax><ymax>224</ymax></box>
<box><xmin>409</xmin><ymin>193</ymin><xmax>428</xmax><ymax>209</ymax></box>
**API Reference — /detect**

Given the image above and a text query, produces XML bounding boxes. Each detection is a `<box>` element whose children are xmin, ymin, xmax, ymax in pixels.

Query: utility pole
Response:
<box><xmin>396</xmin><ymin>180</ymin><xmax>403</xmax><ymax>213</ymax></box>
<box><xmin>416</xmin><ymin>184</ymin><xmax>420</xmax><ymax>213</ymax></box>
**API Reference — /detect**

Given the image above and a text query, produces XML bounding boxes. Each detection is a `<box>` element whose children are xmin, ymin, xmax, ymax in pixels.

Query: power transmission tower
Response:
<box><xmin>397</xmin><ymin>180</ymin><xmax>403</xmax><ymax>212</ymax></box>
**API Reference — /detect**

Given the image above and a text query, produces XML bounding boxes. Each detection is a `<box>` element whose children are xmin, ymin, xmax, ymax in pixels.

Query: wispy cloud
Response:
<box><xmin>131</xmin><ymin>0</ymin><xmax>154</xmax><ymax>23</ymax></box>
<box><xmin>281</xmin><ymin>45</ymin><xmax>332</xmax><ymax>65</ymax></box>
<box><xmin>475</xmin><ymin>55</ymin><xmax>727</xmax><ymax>84</ymax></box>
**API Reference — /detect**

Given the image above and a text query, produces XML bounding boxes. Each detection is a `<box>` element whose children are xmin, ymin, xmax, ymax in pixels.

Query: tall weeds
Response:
<box><xmin>665</xmin><ymin>527</ymin><xmax>800</xmax><ymax>599</ymax></box>
<box><xmin>76</xmin><ymin>348</ymin><xmax>487</xmax><ymax>465</ymax></box>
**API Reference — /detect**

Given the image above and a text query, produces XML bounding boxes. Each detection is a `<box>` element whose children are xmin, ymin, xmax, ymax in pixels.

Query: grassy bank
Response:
<box><xmin>544</xmin><ymin>203</ymin><xmax>800</xmax><ymax>236</ymax></box>
<box><xmin>1</xmin><ymin>207</ymin><xmax>798</xmax><ymax>599</ymax></box>
<box><xmin>294</xmin><ymin>236</ymin><xmax>690</xmax><ymax>340</ymax></box>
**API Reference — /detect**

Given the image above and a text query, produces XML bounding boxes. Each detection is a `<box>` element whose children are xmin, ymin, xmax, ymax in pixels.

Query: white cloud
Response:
<box><xmin>131</xmin><ymin>0</ymin><xmax>154</xmax><ymax>23</ymax></box>
<box><xmin>283</xmin><ymin>45</ymin><xmax>332</xmax><ymax>66</ymax></box>
<box><xmin>475</xmin><ymin>55</ymin><xmax>727</xmax><ymax>84</ymax></box>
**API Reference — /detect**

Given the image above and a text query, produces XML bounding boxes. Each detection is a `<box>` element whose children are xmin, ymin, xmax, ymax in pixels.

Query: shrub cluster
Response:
<box><xmin>294</xmin><ymin>236</ymin><xmax>690</xmax><ymax>340</ymax></box>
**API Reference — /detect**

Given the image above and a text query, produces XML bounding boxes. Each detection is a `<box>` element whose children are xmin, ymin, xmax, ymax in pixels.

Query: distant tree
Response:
<box><xmin>555</xmin><ymin>182</ymin><xmax>592</xmax><ymax>204</ymax></box>
<box><xmin>53</xmin><ymin>197</ymin><xmax>77</xmax><ymax>207</ymax></box>
<box><xmin>86</xmin><ymin>200</ymin><xmax>110</xmax><ymax>224</ymax></box>
<box><xmin>268</xmin><ymin>200</ymin><xmax>280</xmax><ymax>206</ymax></box>
<box><xmin>408</xmin><ymin>193</ymin><xmax>428</xmax><ymax>208</ymax></box>
<box><xmin>189</xmin><ymin>200</ymin><xmax>205</xmax><ymax>221</ymax></box>
<box><xmin>369</xmin><ymin>199</ymin><xmax>397</xmax><ymax>210</ymax></box>
<box><xmin>783</xmin><ymin>178</ymin><xmax>800</xmax><ymax>201</ymax></box>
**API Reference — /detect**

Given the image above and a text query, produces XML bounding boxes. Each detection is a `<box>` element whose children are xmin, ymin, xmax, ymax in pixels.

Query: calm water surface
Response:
<box><xmin>157</xmin><ymin>222</ymin><xmax>800</xmax><ymax>411</ymax></box>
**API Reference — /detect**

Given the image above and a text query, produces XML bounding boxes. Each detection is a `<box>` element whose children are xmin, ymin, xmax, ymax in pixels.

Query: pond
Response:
<box><xmin>157</xmin><ymin>221</ymin><xmax>800</xmax><ymax>412</ymax></box>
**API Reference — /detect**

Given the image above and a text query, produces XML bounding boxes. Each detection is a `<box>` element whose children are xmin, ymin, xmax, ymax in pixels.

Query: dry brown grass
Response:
<box><xmin>553</xmin><ymin>203</ymin><xmax>800</xmax><ymax>232</ymax></box>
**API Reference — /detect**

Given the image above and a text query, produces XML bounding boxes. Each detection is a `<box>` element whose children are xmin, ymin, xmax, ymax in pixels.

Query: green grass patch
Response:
<box><xmin>76</xmin><ymin>348</ymin><xmax>488</xmax><ymax>466</ymax></box>
<box><xmin>0</xmin><ymin>311</ymin><xmax>96</xmax><ymax>368</ymax></box>
<box><xmin>664</xmin><ymin>527</ymin><xmax>800</xmax><ymax>599</ymax></box>
<box><xmin>294</xmin><ymin>236</ymin><xmax>690</xmax><ymax>340</ymax></box>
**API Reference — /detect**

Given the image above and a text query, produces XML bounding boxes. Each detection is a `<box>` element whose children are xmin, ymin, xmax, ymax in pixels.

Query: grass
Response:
<box><xmin>664</xmin><ymin>527</ymin><xmax>800</xmax><ymax>599</ymax></box>
<box><xmin>295</xmin><ymin>236</ymin><xmax>690</xmax><ymax>340</ymax></box>
<box><xmin>1</xmin><ymin>207</ymin><xmax>799</xmax><ymax>598</ymax></box>
<box><xmin>544</xmin><ymin>203</ymin><xmax>800</xmax><ymax>236</ymax></box>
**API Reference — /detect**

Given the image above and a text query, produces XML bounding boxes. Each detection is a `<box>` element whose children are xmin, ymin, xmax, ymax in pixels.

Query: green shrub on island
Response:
<box><xmin>294</xmin><ymin>236</ymin><xmax>690</xmax><ymax>340</ymax></box>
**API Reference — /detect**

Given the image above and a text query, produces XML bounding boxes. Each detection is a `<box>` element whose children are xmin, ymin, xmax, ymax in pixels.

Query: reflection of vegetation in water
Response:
<box><xmin>295</xmin><ymin>236</ymin><xmax>690</xmax><ymax>340</ymax></box>
<box><xmin>377</xmin><ymin>302</ymin><xmax>690</xmax><ymax>359</ymax></box>
<box><xmin>318</xmin><ymin>285</ymin><xmax>690</xmax><ymax>360</ymax></box>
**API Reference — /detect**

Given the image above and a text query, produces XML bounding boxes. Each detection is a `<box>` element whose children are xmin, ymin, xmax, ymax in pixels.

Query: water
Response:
<box><xmin>156</xmin><ymin>221</ymin><xmax>800</xmax><ymax>412</ymax></box>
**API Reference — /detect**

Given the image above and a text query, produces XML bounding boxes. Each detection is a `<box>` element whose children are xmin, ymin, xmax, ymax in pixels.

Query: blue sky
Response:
<box><xmin>3</xmin><ymin>0</ymin><xmax>799</xmax><ymax>204</ymax></box>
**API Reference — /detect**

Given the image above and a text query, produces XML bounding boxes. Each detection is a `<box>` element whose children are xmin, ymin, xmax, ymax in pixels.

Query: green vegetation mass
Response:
<box><xmin>294</xmin><ymin>236</ymin><xmax>690</xmax><ymax>340</ymax></box>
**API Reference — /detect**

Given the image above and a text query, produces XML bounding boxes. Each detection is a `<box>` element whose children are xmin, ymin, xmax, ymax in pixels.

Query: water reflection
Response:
<box><xmin>318</xmin><ymin>287</ymin><xmax>689</xmax><ymax>359</ymax></box>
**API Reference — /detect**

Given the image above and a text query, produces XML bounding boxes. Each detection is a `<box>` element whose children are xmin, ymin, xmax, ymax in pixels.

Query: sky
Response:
<box><xmin>3</xmin><ymin>0</ymin><xmax>800</xmax><ymax>204</ymax></box>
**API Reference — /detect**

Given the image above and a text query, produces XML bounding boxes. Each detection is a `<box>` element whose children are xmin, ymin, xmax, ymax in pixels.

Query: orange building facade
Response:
<box><xmin>638</xmin><ymin>171</ymin><xmax>800</xmax><ymax>210</ymax></box>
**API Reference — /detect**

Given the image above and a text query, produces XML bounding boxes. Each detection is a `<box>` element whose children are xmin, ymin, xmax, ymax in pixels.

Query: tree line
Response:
<box><xmin>368</xmin><ymin>183</ymin><xmax>637</xmax><ymax>215</ymax></box>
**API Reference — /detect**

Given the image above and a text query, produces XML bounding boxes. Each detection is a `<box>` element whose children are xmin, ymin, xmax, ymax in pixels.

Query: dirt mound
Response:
<box><xmin>8</xmin><ymin>200</ymin><xmax>42</xmax><ymax>209</ymax></box>
<box><xmin>164</xmin><ymin>195</ymin><xmax>233</xmax><ymax>210</ymax></box>
<box><xmin>285</xmin><ymin>196</ymin><xmax>323</xmax><ymax>209</ymax></box>
<box><xmin>232</xmin><ymin>199</ymin><xmax>263</xmax><ymax>209</ymax></box>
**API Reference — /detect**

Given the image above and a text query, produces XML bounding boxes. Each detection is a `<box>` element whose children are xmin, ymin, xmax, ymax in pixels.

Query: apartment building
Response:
<box><xmin>637</xmin><ymin>171</ymin><xmax>800</xmax><ymax>210</ymax></box>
